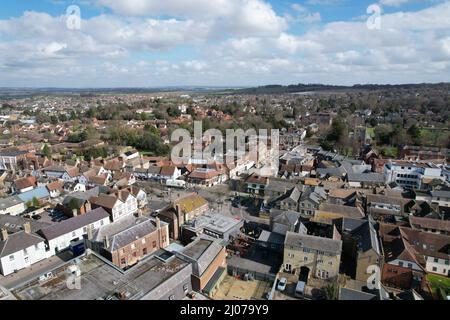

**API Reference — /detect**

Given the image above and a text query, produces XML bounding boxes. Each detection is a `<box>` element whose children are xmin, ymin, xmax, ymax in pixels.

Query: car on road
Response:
<box><xmin>277</xmin><ymin>278</ymin><xmax>287</xmax><ymax>292</ymax></box>
<box><xmin>32</xmin><ymin>215</ymin><xmax>42</xmax><ymax>220</ymax></box>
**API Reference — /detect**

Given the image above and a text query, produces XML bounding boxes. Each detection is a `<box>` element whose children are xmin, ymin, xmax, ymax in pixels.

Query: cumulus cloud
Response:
<box><xmin>0</xmin><ymin>1</ymin><xmax>449</xmax><ymax>86</ymax></box>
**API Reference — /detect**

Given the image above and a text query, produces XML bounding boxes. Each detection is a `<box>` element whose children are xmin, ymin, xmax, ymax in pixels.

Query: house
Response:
<box><xmin>112</xmin><ymin>172</ymin><xmax>136</xmax><ymax>187</ymax></box>
<box><xmin>409</xmin><ymin>216</ymin><xmax>450</xmax><ymax>235</ymax></box>
<box><xmin>272</xmin><ymin>186</ymin><xmax>301</xmax><ymax>212</ymax></box>
<box><xmin>0</xmin><ymin>149</ymin><xmax>30</xmax><ymax>170</ymax></box>
<box><xmin>335</xmin><ymin>217</ymin><xmax>382</xmax><ymax>283</ymax></box>
<box><xmin>0</xmin><ymin>223</ymin><xmax>47</xmax><ymax>276</ymax></box>
<box><xmin>327</xmin><ymin>189</ymin><xmax>358</xmax><ymax>206</ymax></box>
<box><xmin>158</xmin><ymin>193</ymin><xmax>209</xmax><ymax>240</ymax></box>
<box><xmin>298</xmin><ymin>186</ymin><xmax>327</xmax><ymax>216</ymax></box>
<box><xmin>61</xmin><ymin>187</ymin><xmax>102</xmax><ymax>217</ymax></box>
<box><xmin>283</xmin><ymin>231</ymin><xmax>342</xmax><ymax>280</ymax></box>
<box><xmin>365</xmin><ymin>193</ymin><xmax>408</xmax><ymax>221</ymax></box>
<box><xmin>46</xmin><ymin>181</ymin><xmax>64</xmax><ymax>198</ymax></box>
<box><xmin>43</xmin><ymin>165</ymin><xmax>80</xmax><ymax>182</ymax></box>
<box><xmin>269</xmin><ymin>209</ymin><xmax>301</xmax><ymax>236</ymax></box>
<box><xmin>88</xmin><ymin>216</ymin><xmax>169</xmax><ymax>269</ymax></box>
<box><xmin>90</xmin><ymin>190</ymin><xmax>138</xmax><ymax>222</ymax></box>
<box><xmin>159</xmin><ymin>166</ymin><xmax>182</xmax><ymax>182</ymax></box>
<box><xmin>13</xmin><ymin>176</ymin><xmax>37</xmax><ymax>193</ymax></box>
<box><xmin>175</xmin><ymin>237</ymin><xmax>227</xmax><ymax>292</ymax></box>
<box><xmin>0</xmin><ymin>196</ymin><xmax>26</xmax><ymax>216</ymax></box>
<box><xmin>381</xmin><ymin>263</ymin><xmax>413</xmax><ymax>291</ymax></box>
<box><xmin>38</xmin><ymin>207</ymin><xmax>110</xmax><ymax>257</ymax></box>
<box><xmin>244</xmin><ymin>173</ymin><xmax>268</xmax><ymax>196</ymax></box>
<box><xmin>187</xmin><ymin>168</ymin><xmax>221</xmax><ymax>187</ymax></box>
<box><xmin>312</xmin><ymin>203</ymin><xmax>365</xmax><ymax>225</ymax></box>
<box><xmin>124</xmin><ymin>186</ymin><xmax>147</xmax><ymax>209</ymax></box>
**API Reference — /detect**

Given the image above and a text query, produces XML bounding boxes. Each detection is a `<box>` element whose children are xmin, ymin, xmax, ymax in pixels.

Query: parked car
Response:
<box><xmin>32</xmin><ymin>215</ymin><xmax>42</xmax><ymax>220</ymax></box>
<box><xmin>277</xmin><ymin>278</ymin><xmax>287</xmax><ymax>291</ymax></box>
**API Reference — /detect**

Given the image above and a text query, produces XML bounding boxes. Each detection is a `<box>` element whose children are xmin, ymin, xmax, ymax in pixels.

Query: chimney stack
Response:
<box><xmin>103</xmin><ymin>236</ymin><xmax>110</xmax><ymax>249</ymax></box>
<box><xmin>1</xmin><ymin>228</ymin><xmax>8</xmax><ymax>241</ymax></box>
<box><xmin>85</xmin><ymin>201</ymin><xmax>92</xmax><ymax>213</ymax></box>
<box><xmin>156</xmin><ymin>217</ymin><xmax>161</xmax><ymax>230</ymax></box>
<box><xmin>86</xmin><ymin>225</ymin><xmax>93</xmax><ymax>240</ymax></box>
<box><xmin>23</xmin><ymin>222</ymin><xmax>31</xmax><ymax>234</ymax></box>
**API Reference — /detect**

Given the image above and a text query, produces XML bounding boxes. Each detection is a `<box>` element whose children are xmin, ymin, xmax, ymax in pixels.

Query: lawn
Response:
<box><xmin>427</xmin><ymin>274</ymin><xmax>450</xmax><ymax>299</ymax></box>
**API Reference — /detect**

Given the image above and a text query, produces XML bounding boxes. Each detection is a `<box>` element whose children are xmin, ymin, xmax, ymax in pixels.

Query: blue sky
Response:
<box><xmin>0</xmin><ymin>0</ymin><xmax>449</xmax><ymax>87</ymax></box>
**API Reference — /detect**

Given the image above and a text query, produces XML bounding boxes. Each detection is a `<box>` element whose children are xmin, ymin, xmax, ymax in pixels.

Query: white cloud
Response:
<box><xmin>0</xmin><ymin>1</ymin><xmax>449</xmax><ymax>86</ymax></box>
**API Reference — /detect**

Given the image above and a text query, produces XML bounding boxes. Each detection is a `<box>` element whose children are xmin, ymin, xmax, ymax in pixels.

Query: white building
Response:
<box><xmin>38</xmin><ymin>207</ymin><xmax>111</xmax><ymax>258</ymax></box>
<box><xmin>0</xmin><ymin>225</ymin><xmax>47</xmax><ymax>276</ymax></box>
<box><xmin>0</xmin><ymin>196</ymin><xmax>26</xmax><ymax>216</ymax></box>
<box><xmin>384</xmin><ymin>161</ymin><xmax>443</xmax><ymax>189</ymax></box>
<box><xmin>89</xmin><ymin>191</ymin><xmax>138</xmax><ymax>222</ymax></box>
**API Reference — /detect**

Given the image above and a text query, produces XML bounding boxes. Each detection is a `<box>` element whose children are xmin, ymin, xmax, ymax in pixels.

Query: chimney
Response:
<box><xmin>0</xmin><ymin>228</ymin><xmax>8</xmax><ymax>241</ymax></box>
<box><xmin>103</xmin><ymin>236</ymin><xmax>110</xmax><ymax>249</ymax></box>
<box><xmin>23</xmin><ymin>222</ymin><xmax>31</xmax><ymax>234</ymax></box>
<box><xmin>85</xmin><ymin>201</ymin><xmax>92</xmax><ymax>213</ymax></box>
<box><xmin>86</xmin><ymin>225</ymin><xmax>93</xmax><ymax>240</ymax></box>
<box><xmin>72</xmin><ymin>208</ymin><xmax>78</xmax><ymax>217</ymax></box>
<box><xmin>156</xmin><ymin>217</ymin><xmax>161</xmax><ymax>230</ymax></box>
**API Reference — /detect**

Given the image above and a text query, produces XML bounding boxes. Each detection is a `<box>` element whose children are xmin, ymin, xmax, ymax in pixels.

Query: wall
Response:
<box><xmin>0</xmin><ymin>241</ymin><xmax>47</xmax><ymax>276</ymax></box>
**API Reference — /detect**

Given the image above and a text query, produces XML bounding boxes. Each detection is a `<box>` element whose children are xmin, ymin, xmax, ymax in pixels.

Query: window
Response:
<box><xmin>304</xmin><ymin>256</ymin><xmax>308</xmax><ymax>262</ymax></box>
<box><xmin>445</xmin><ymin>260</ymin><xmax>449</xmax><ymax>265</ymax></box>
<box><xmin>143</xmin><ymin>248</ymin><xmax>147</xmax><ymax>255</ymax></box>
<box><xmin>83</xmin><ymin>227</ymin><xmax>87</xmax><ymax>233</ymax></box>
<box><xmin>120</xmin><ymin>258</ymin><xmax>126</xmax><ymax>265</ymax></box>
<box><xmin>142</xmin><ymin>238</ymin><xmax>146</xmax><ymax>244</ymax></box>
<box><xmin>285</xmin><ymin>264</ymin><xmax>292</xmax><ymax>272</ymax></box>
<box><xmin>183</xmin><ymin>284</ymin><xmax>189</xmax><ymax>292</ymax></box>
<box><xmin>153</xmin><ymin>241</ymin><xmax>157</xmax><ymax>248</ymax></box>
<box><xmin>434</xmin><ymin>258</ymin><xmax>439</xmax><ymax>263</ymax></box>
<box><xmin>432</xmin><ymin>267</ymin><xmax>437</xmax><ymax>272</ymax></box>
<box><xmin>288</xmin><ymin>253</ymin><xmax>294</xmax><ymax>258</ymax></box>
<box><xmin>398</xmin><ymin>261</ymin><xmax>404</xmax><ymax>267</ymax></box>
<box><xmin>35</xmin><ymin>244</ymin><xmax>39</xmax><ymax>250</ymax></box>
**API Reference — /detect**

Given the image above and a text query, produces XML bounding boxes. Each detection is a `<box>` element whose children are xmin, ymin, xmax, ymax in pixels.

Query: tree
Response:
<box><xmin>32</xmin><ymin>197</ymin><xmax>41</xmax><ymax>209</ymax></box>
<box><xmin>42</xmin><ymin>144</ymin><xmax>52</xmax><ymax>158</ymax></box>
<box><xmin>324</xmin><ymin>282</ymin><xmax>339</xmax><ymax>300</ymax></box>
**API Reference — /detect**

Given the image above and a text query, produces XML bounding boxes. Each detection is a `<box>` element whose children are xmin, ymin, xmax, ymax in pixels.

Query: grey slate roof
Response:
<box><xmin>347</xmin><ymin>173</ymin><xmax>385</xmax><ymax>183</ymax></box>
<box><xmin>107</xmin><ymin>218</ymin><xmax>166</xmax><ymax>252</ymax></box>
<box><xmin>39</xmin><ymin>208</ymin><xmax>109</xmax><ymax>240</ymax></box>
<box><xmin>284</xmin><ymin>231</ymin><xmax>342</xmax><ymax>255</ymax></box>
<box><xmin>0</xmin><ymin>231</ymin><xmax>45</xmax><ymax>258</ymax></box>
<box><xmin>0</xmin><ymin>196</ymin><xmax>23</xmax><ymax>210</ymax></box>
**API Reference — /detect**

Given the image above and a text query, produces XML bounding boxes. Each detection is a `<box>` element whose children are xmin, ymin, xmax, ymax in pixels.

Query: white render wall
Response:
<box><xmin>0</xmin><ymin>202</ymin><xmax>26</xmax><ymax>216</ymax></box>
<box><xmin>0</xmin><ymin>241</ymin><xmax>47</xmax><ymax>276</ymax></box>
<box><xmin>111</xmin><ymin>196</ymin><xmax>138</xmax><ymax>221</ymax></box>
<box><xmin>425</xmin><ymin>256</ymin><xmax>450</xmax><ymax>276</ymax></box>
<box><xmin>45</xmin><ymin>216</ymin><xmax>110</xmax><ymax>258</ymax></box>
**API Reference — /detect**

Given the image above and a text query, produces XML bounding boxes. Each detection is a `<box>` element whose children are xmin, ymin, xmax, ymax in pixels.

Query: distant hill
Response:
<box><xmin>234</xmin><ymin>82</ymin><xmax>450</xmax><ymax>94</ymax></box>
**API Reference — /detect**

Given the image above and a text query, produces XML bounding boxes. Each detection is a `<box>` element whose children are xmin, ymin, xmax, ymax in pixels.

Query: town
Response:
<box><xmin>0</xmin><ymin>85</ymin><xmax>449</xmax><ymax>301</ymax></box>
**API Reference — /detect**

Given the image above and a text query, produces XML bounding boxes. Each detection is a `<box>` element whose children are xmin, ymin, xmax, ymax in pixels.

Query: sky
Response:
<box><xmin>0</xmin><ymin>0</ymin><xmax>449</xmax><ymax>87</ymax></box>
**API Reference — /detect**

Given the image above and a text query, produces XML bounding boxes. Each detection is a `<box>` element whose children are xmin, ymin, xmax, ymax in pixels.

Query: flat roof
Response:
<box><xmin>13</xmin><ymin>253</ymin><xmax>190</xmax><ymax>300</ymax></box>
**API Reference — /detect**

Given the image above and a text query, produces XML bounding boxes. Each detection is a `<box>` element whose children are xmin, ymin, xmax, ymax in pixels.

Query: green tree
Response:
<box><xmin>42</xmin><ymin>144</ymin><xmax>52</xmax><ymax>158</ymax></box>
